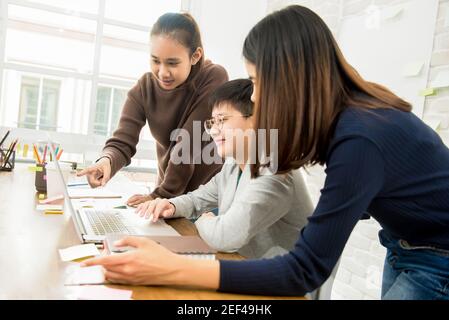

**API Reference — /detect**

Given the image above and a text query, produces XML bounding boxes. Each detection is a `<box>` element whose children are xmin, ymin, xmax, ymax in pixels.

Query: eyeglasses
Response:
<box><xmin>204</xmin><ymin>114</ymin><xmax>251</xmax><ymax>134</ymax></box>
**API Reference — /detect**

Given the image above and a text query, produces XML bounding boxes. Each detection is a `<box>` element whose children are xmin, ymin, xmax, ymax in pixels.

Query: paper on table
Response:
<box><xmin>403</xmin><ymin>61</ymin><xmax>424</xmax><ymax>77</ymax></box>
<box><xmin>71</xmin><ymin>198</ymin><xmax>129</xmax><ymax>210</ymax></box>
<box><xmin>39</xmin><ymin>194</ymin><xmax>64</xmax><ymax>204</ymax></box>
<box><xmin>105</xmin><ymin>173</ymin><xmax>150</xmax><ymax>200</ymax></box>
<box><xmin>65</xmin><ymin>265</ymin><xmax>106</xmax><ymax>286</ymax></box>
<box><xmin>37</xmin><ymin>197</ymin><xmax>64</xmax><ymax>211</ymax></box>
<box><xmin>37</xmin><ymin>204</ymin><xmax>63</xmax><ymax>211</ymax></box>
<box><xmin>67</xmin><ymin>176</ymin><xmax>88</xmax><ymax>185</ymax></box>
<box><xmin>59</xmin><ymin>244</ymin><xmax>100</xmax><ymax>262</ymax></box>
<box><xmin>77</xmin><ymin>286</ymin><xmax>133</xmax><ymax>300</ymax></box>
<box><xmin>430</xmin><ymin>70</ymin><xmax>449</xmax><ymax>89</ymax></box>
<box><xmin>68</xmin><ymin>187</ymin><xmax>122</xmax><ymax>199</ymax></box>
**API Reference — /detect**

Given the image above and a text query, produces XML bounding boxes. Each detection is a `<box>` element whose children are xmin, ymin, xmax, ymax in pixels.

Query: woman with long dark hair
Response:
<box><xmin>83</xmin><ymin>6</ymin><xmax>449</xmax><ymax>300</ymax></box>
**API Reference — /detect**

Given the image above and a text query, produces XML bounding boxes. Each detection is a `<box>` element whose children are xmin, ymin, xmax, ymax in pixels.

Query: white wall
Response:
<box><xmin>188</xmin><ymin>0</ymin><xmax>268</xmax><ymax>79</ymax></box>
<box><xmin>266</xmin><ymin>0</ymin><xmax>449</xmax><ymax>300</ymax></box>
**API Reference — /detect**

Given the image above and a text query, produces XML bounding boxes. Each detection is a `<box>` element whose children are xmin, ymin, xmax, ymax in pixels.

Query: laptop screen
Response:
<box><xmin>47</xmin><ymin>139</ymin><xmax>85</xmax><ymax>243</ymax></box>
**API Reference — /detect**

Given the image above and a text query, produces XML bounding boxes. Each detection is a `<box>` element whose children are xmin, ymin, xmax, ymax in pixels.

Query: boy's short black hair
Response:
<box><xmin>209</xmin><ymin>79</ymin><xmax>254</xmax><ymax>116</ymax></box>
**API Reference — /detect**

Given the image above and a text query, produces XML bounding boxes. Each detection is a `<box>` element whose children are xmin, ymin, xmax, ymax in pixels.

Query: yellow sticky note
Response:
<box><xmin>419</xmin><ymin>88</ymin><xmax>436</xmax><ymax>97</ymax></box>
<box><xmin>72</xmin><ymin>256</ymin><xmax>95</xmax><ymax>263</ymax></box>
<box><xmin>28</xmin><ymin>166</ymin><xmax>43</xmax><ymax>172</ymax></box>
<box><xmin>45</xmin><ymin>210</ymin><xmax>64</xmax><ymax>215</ymax></box>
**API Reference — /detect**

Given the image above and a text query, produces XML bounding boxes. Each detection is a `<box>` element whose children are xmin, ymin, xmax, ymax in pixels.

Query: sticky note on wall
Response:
<box><xmin>424</xmin><ymin>119</ymin><xmax>441</xmax><ymax>131</ymax></box>
<box><xmin>403</xmin><ymin>61</ymin><xmax>424</xmax><ymax>77</ymax></box>
<box><xmin>382</xmin><ymin>5</ymin><xmax>404</xmax><ymax>21</ymax></box>
<box><xmin>419</xmin><ymin>88</ymin><xmax>436</xmax><ymax>97</ymax></box>
<box><xmin>430</xmin><ymin>70</ymin><xmax>449</xmax><ymax>89</ymax></box>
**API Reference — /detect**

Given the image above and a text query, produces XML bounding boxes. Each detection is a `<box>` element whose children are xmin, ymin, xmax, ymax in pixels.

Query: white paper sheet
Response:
<box><xmin>64</xmin><ymin>265</ymin><xmax>106</xmax><ymax>286</ymax></box>
<box><xmin>59</xmin><ymin>244</ymin><xmax>100</xmax><ymax>262</ymax></box>
<box><xmin>77</xmin><ymin>286</ymin><xmax>133</xmax><ymax>300</ymax></box>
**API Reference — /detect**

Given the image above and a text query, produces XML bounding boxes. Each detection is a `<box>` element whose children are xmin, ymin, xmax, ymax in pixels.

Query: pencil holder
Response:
<box><xmin>0</xmin><ymin>148</ymin><xmax>16</xmax><ymax>172</ymax></box>
<box><xmin>35</xmin><ymin>163</ymin><xmax>47</xmax><ymax>193</ymax></box>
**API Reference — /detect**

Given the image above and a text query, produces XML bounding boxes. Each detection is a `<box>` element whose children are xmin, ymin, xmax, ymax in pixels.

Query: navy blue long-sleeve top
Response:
<box><xmin>218</xmin><ymin>107</ymin><xmax>449</xmax><ymax>296</ymax></box>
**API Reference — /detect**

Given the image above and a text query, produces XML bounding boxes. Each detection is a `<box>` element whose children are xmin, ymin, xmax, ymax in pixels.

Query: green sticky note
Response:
<box><xmin>420</xmin><ymin>88</ymin><xmax>436</xmax><ymax>96</ymax></box>
<box><xmin>28</xmin><ymin>166</ymin><xmax>43</xmax><ymax>172</ymax></box>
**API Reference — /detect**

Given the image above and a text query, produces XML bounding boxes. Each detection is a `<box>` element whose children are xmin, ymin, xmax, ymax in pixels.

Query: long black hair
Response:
<box><xmin>243</xmin><ymin>5</ymin><xmax>412</xmax><ymax>177</ymax></box>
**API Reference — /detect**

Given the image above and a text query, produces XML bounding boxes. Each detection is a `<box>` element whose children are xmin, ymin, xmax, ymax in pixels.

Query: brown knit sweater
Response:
<box><xmin>101</xmin><ymin>61</ymin><xmax>228</xmax><ymax>198</ymax></box>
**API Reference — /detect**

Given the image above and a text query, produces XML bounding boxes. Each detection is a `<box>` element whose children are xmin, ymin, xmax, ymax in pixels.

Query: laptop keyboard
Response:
<box><xmin>84</xmin><ymin>209</ymin><xmax>131</xmax><ymax>235</ymax></box>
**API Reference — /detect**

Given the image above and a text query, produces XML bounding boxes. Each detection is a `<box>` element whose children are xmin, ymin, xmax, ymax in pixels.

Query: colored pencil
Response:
<box><xmin>56</xmin><ymin>148</ymin><xmax>63</xmax><ymax>160</ymax></box>
<box><xmin>33</xmin><ymin>144</ymin><xmax>42</xmax><ymax>164</ymax></box>
<box><xmin>42</xmin><ymin>145</ymin><xmax>48</xmax><ymax>164</ymax></box>
<box><xmin>23</xmin><ymin>144</ymin><xmax>29</xmax><ymax>157</ymax></box>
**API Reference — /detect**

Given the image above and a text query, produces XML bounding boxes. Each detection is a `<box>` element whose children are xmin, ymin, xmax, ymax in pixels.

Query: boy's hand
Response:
<box><xmin>135</xmin><ymin>198</ymin><xmax>176</xmax><ymax>222</ymax></box>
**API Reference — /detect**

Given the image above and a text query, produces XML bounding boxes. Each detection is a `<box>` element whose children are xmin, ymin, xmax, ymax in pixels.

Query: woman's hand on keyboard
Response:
<box><xmin>135</xmin><ymin>198</ymin><xmax>176</xmax><ymax>222</ymax></box>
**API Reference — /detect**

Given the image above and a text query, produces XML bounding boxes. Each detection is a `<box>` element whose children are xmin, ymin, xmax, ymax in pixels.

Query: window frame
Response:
<box><xmin>18</xmin><ymin>74</ymin><xmax>61</xmax><ymax>131</ymax></box>
<box><xmin>0</xmin><ymin>0</ymin><xmax>191</xmax><ymax>170</ymax></box>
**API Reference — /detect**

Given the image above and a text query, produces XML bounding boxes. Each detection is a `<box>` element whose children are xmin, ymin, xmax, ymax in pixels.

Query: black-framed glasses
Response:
<box><xmin>204</xmin><ymin>114</ymin><xmax>252</xmax><ymax>134</ymax></box>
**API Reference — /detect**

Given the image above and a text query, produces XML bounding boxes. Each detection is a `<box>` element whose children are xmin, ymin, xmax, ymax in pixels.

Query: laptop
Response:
<box><xmin>48</xmin><ymin>141</ymin><xmax>180</xmax><ymax>244</ymax></box>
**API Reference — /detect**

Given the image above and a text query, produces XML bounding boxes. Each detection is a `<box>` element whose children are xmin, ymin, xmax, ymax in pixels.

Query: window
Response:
<box><xmin>0</xmin><ymin>0</ymin><xmax>183</xmax><ymax>168</ymax></box>
<box><xmin>18</xmin><ymin>76</ymin><xmax>60</xmax><ymax>131</ymax></box>
<box><xmin>93</xmin><ymin>86</ymin><xmax>127</xmax><ymax>136</ymax></box>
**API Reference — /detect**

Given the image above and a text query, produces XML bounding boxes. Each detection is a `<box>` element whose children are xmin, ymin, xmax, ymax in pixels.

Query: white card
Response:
<box><xmin>65</xmin><ymin>265</ymin><xmax>106</xmax><ymax>285</ymax></box>
<box><xmin>77</xmin><ymin>286</ymin><xmax>133</xmax><ymax>300</ymax></box>
<box><xmin>59</xmin><ymin>244</ymin><xmax>100</xmax><ymax>262</ymax></box>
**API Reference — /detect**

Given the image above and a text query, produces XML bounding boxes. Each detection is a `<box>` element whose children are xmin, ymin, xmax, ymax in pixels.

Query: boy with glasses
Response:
<box><xmin>135</xmin><ymin>79</ymin><xmax>314</xmax><ymax>259</ymax></box>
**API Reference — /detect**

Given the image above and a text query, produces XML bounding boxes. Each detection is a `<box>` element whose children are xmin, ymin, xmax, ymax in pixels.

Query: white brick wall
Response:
<box><xmin>267</xmin><ymin>0</ymin><xmax>449</xmax><ymax>300</ymax></box>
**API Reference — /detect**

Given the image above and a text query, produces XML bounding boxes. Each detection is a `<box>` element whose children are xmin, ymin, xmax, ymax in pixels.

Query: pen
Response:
<box><xmin>33</xmin><ymin>144</ymin><xmax>42</xmax><ymax>164</ymax></box>
<box><xmin>67</xmin><ymin>183</ymin><xmax>89</xmax><ymax>187</ymax></box>
<box><xmin>23</xmin><ymin>144</ymin><xmax>29</xmax><ymax>157</ymax></box>
<box><xmin>56</xmin><ymin>148</ymin><xmax>63</xmax><ymax>160</ymax></box>
<box><xmin>0</xmin><ymin>130</ymin><xmax>10</xmax><ymax>148</ymax></box>
<box><xmin>2</xmin><ymin>139</ymin><xmax>18</xmax><ymax>168</ymax></box>
<box><xmin>42</xmin><ymin>145</ymin><xmax>48</xmax><ymax>164</ymax></box>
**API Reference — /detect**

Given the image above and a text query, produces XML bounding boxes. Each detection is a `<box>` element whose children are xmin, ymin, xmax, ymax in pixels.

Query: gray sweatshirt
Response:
<box><xmin>169</xmin><ymin>158</ymin><xmax>314</xmax><ymax>259</ymax></box>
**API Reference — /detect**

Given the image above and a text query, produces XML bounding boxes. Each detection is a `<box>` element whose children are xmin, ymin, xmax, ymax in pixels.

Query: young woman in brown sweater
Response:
<box><xmin>78</xmin><ymin>13</ymin><xmax>228</xmax><ymax>206</ymax></box>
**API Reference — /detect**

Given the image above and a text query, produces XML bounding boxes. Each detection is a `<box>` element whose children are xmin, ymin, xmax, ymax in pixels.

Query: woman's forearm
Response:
<box><xmin>172</xmin><ymin>258</ymin><xmax>221</xmax><ymax>290</ymax></box>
